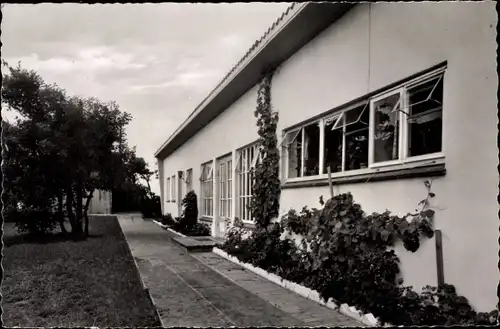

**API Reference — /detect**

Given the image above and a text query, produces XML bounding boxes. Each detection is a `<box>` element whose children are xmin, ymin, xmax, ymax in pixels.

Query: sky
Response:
<box><xmin>2</xmin><ymin>2</ymin><xmax>291</xmax><ymax>194</ymax></box>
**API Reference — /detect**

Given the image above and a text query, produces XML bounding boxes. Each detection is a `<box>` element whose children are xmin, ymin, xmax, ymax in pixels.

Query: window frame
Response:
<box><xmin>200</xmin><ymin>161</ymin><xmax>214</xmax><ymax>218</ymax></box>
<box><xmin>171</xmin><ymin>175</ymin><xmax>176</xmax><ymax>203</ymax></box>
<box><xmin>217</xmin><ymin>155</ymin><xmax>233</xmax><ymax>219</ymax></box>
<box><xmin>283</xmin><ymin>67</ymin><xmax>445</xmax><ymax>183</ymax></box>
<box><xmin>166</xmin><ymin>177</ymin><xmax>171</xmax><ymax>202</ymax></box>
<box><xmin>185</xmin><ymin>168</ymin><xmax>193</xmax><ymax>192</ymax></box>
<box><xmin>235</xmin><ymin>142</ymin><xmax>261</xmax><ymax>223</ymax></box>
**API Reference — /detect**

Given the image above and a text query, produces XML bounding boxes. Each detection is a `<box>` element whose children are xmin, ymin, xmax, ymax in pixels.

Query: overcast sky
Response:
<box><xmin>2</xmin><ymin>3</ymin><xmax>290</xmax><ymax>194</ymax></box>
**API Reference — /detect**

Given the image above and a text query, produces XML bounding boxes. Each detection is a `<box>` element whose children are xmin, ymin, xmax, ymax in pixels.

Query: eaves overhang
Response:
<box><xmin>154</xmin><ymin>2</ymin><xmax>355</xmax><ymax>160</ymax></box>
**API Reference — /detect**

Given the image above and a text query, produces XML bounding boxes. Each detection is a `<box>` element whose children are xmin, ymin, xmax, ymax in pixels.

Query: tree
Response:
<box><xmin>114</xmin><ymin>148</ymin><xmax>161</xmax><ymax>218</ymax></box>
<box><xmin>2</xmin><ymin>62</ymin><xmax>133</xmax><ymax>237</ymax></box>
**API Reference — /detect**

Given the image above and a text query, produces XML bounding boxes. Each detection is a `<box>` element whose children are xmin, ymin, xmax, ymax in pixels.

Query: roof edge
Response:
<box><xmin>154</xmin><ymin>3</ymin><xmax>305</xmax><ymax>158</ymax></box>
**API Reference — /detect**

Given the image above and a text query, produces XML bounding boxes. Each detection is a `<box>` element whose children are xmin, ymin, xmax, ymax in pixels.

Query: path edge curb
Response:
<box><xmin>115</xmin><ymin>215</ymin><xmax>165</xmax><ymax>327</ymax></box>
<box><xmin>212</xmin><ymin>247</ymin><xmax>381</xmax><ymax>327</ymax></box>
<box><xmin>152</xmin><ymin>219</ymin><xmax>188</xmax><ymax>238</ymax></box>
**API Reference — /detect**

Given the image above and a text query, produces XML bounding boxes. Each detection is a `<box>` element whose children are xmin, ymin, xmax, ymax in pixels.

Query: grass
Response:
<box><xmin>1</xmin><ymin>216</ymin><xmax>162</xmax><ymax>327</ymax></box>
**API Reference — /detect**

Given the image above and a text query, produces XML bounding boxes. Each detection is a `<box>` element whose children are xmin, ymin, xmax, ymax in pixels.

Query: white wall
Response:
<box><xmin>162</xmin><ymin>83</ymin><xmax>260</xmax><ymax>218</ymax></box>
<box><xmin>88</xmin><ymin>190</ymin><xmax>112</xmax><ymax>214</ymax></box>
<box><xmin>159</xmin><ymin>2</ymin><xmax>497</xmax><ymax>311</ymax></box>
<box><xmin>273</xmin><ymin>2</ymin><xmax>497</xmax><ymax>311</ymax></box>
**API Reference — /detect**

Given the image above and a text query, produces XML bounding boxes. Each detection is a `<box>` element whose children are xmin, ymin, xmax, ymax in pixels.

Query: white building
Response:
<box><xmin>87</xmin><ymin>190</ymin><xmax>112</xmax><ymax>214</ymax></box>
<box><xmin>155</xmin><ymin>2</ymin><xmax>497</xmax><ymax>312</ymax></box>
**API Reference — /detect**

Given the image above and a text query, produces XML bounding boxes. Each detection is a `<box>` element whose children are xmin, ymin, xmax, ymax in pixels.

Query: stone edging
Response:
<box><xmin>152</xmin><ymin>220</ymin><xmax>187</xmax><ymax>238</ymax></box>
<box><xmin>115</xmin><ymin>216</ymin><xmax>164</xmax><ymax>327</ymax></box>
<box><xmin>213</xmin><ymin>247</ymin><xmax>381</xmax><ymax>327</ymax></box>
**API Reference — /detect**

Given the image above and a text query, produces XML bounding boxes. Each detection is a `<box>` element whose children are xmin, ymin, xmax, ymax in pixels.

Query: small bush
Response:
<box><xmin>180</xmin><ymin>191</ymin><xmax>198</xmax><ymax>228</ymax></box>
<box><xmin>14</xmin><ymin>209</ymin><xmax>58</xmax><ymax>236</ymax></box>
<box><xmin>140</xmin><ymin>194</ymin><xmax>161</xmax><ymax>218</ymax></box>
<box><xmin>160</xmin><ymin>213</ymin><xmax>176</xmax><ymax>226</ymax></box>
<box><xmin>220</xmin><ymin>193</ymin><xmax>497</xmax><ymax>326</ymax></box>
<box><xmin>166</xmin><ymin>191</ymin><xmax>210</xmax><ymax>237</ymax></box>
<box><xmin>178</xmin><ymin>222</ymin><xmax>210</xmax><ymax>237</ymax></box>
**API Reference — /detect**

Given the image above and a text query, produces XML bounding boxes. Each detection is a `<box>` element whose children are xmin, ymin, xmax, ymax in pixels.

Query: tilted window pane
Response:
<box><xmin>373</xmin><ymin>93</ymin><xmax>401</xmax><ymax>163</ymax></box>
<box><xmin>407</xmin><ymin>75</ymin><xmax>443</xmax><ymax>157</ymax></box>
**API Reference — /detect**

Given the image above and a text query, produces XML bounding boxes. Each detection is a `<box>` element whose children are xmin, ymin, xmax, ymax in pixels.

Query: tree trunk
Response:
<box><xmin>57</xmin><ymin>190</ymin><xmax>67</xmax><ymax>234</ymax></box>
<box><xmin>66</xmin><ymin>185</ymin><xmax>77</xmax><ymax>233</ymax></box>
<box><xmin>83</xmin><ymin>189</ymin><xmax>95</xmax><ymax>236</ymax></box>
<box><xmin>75</xmin><ymin>181</ymin><xmax>84</xmax><ymax>236</ymax></box>
<box><xmin>141</xmin><ymin>175</ymin><xmax>152</xmax><ymax>196</ymax></box>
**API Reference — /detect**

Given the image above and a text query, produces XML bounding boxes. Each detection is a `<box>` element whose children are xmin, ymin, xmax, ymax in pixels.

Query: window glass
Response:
<box><xmin>373</xmin><ymin>93</ymin><xmax>401</xmax><ymax>163</ymax></box>
<box><xmin>287</xmin><ymin>129</ymin><xmax>302</xmax><ymax>178</ymax></box>
<box><xmin>303</xmin><ymin>123</ymin><xmax>320</xmax><ymax>176</ymax></box>
<box><xmin>407</xmin><ymin>75</ymin><xmax>443</xmax><ymax>157</ymax></box>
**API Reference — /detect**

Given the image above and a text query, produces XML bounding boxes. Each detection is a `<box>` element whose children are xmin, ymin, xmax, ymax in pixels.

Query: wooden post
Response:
<box><xmin>327</xmin><ymin>166</ymin><xmax>334</xmax><ymax>198</ymax></box>
<box><xmin>435</xmin><ymin>229</ymin><xmax>445</xmax><ymax>286</ymax></box>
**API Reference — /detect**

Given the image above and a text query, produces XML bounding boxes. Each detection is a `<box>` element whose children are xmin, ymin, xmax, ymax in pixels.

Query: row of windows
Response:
<box><xmin>282</xmin><ymin>67</ymin><xmax>444</xmax><ymax>179</ymax></box>
<box><xmin>165</xmin><ymin>66</ymin><xmax>445</xmax><ymax>221</ymax></box>
<box><xmin>199</xmin><ymin>143</ymin><xmax>262</xmax><ymax>222</ymax></box>
<box><xmin>165</xmin><ymin>142</ymin><xmax>261</xmax><ymax>224</ymax></box>
<box><xmin>165</xmin><ymin>175</ymin><xmax>176</xmax><ymax>202</ymax></box>
<box><xmin>165</xmin><ymin>169</ymin><xmax>193</xmax><ymax>203</ymax></box>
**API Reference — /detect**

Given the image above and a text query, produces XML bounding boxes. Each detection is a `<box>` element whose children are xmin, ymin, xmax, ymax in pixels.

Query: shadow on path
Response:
<box><xmin>117</xmin><ymin>214</ymin><xmax>306</xmax><ymax>327</ymax></box>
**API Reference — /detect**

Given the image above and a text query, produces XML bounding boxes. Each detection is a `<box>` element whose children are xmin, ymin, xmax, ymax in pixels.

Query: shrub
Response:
<box><xmin>166</xmin><ymin>191</ymin><xmax>210</xmax><ymax>237</ymax></box>
<box><xmin>180</xmin><ymin>190</ymin><xmax>198</xmax><ymax>228</ymax></box>
<box><xmin>14</xmin><ymin>208</ymin><xmax>58</xmax><ymax>236</ymax></box>
<box><xmin>160</xmin><ymin>213</ymin><xmax>176</xmax><ymax>226</ymax></box>
<box><xmin>220</xmin><ymin>192</ymin><xmax>497</xmax><ymax>326</ymax></box>
<box><xmin>140</xmin><ymin>193</ymin><xmax>161</xmax><ymax>218</ymax></box>
<box><xmin>179</xmin><ymin>222</ymin><xmax>210</xmax><ymax>237</ymax></box>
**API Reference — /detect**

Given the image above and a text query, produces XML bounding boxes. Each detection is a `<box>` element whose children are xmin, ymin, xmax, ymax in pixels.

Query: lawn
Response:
<box><xmin>1</xmin><ymin>216</ymin><xmax>162</xmax><ymax>327</ymax></box>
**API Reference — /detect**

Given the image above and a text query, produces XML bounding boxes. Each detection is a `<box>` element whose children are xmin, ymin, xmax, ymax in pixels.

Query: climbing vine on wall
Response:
<box><xmin>250</xmin><ymin>69</ymin><xmax>281</xmax><ymax>230</ymax></box>
<box><xmin>222</xmin><ymin>185</ymin><xmax>499</xmax><ymax>326</ymax></box>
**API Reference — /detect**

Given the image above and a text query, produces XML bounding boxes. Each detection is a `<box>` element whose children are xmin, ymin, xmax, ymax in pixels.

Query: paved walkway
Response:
<box><xmin>117</xmin><ymin>213</ymin><xmax>362</xmax><ymax>327</ymax></box>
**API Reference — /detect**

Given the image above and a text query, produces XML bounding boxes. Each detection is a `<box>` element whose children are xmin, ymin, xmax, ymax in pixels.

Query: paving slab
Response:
<box><xmin>171</xmin><ymin>236</ymin><xmax>216</xmax><ymax>252</ymax></box>
<box><xmin>117</xmin><ymin>214</ymin><xmax>304</xmax><ymax>327</ymax></box>
<box><xmin>117</xmin><ymin>214</ymin><xmax>362</xmax><ymax>327</ymax></box>
<box><xmin>192</xmin><ymin>251</ymin><xmax>363</xmax><ymax>327</ymax></box>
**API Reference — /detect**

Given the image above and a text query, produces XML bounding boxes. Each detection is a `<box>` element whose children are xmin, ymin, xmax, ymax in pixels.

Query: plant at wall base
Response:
<box><xmin>168</xmin><ymin>191</ymin><xmax>210</xmax><ymax>236</ymax></box>
<box><xmin>221</xmin><ymin>183</ymin><xmax>498</xmax><ymax>325</ymax></box>
<box><xmin>160</xmin><ymin>213</ymin><xmax>176</xmax><ymax>226</ymax></box>
<box><xmin>250</xmin><ymin>69</ymin><xmax>281</xmax><ymax>230</ymax></box>
<box><xmin>180</xmin><ymin>190</ymin><xmax>199</xmax><ymax>228</ymax></box>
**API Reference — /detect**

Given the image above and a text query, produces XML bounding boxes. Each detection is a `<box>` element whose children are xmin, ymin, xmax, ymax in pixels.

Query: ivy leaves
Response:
<box><xmin>250</xmin><ymin>71</ymin><xmax>281</xmax><ymax>230</ymax></box>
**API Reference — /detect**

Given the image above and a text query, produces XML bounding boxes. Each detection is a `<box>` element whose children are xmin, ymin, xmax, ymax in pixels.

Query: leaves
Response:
<box><xmin>2</xmin><ymin>62</ymin><xmax>136</xmax><ymax>236</ymax></box>
<box><xmin>251</xmin><ymin>71</ymin><xmax>280</xmax><ymax>229</ymax></box>
<box><xmin>219</xmin><ymin>183</ymin><xmax>491</xmax><ymax>326</ymax></box>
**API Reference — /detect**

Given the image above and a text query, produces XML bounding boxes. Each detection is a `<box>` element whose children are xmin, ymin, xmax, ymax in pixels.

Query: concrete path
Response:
<box><xmin>117</xmin><ymin>213</ymin><xmax>361</xmax><ymax>327</ymax></box>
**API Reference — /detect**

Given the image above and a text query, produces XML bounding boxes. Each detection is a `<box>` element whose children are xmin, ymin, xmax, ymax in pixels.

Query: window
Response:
<box><xmin>323</xmin><ymin>103</ymin><xmax>370</xmax><ymax>174</ymax></box>
<box><xmin>283</xmin><ymin>123</ymin><xmax>320</xmax><ymax>178</ymax></box>
<box><xmin>236</xmin><ymin>143</ymin><xmax>262</xmax><ymax>222</ymax></box>
<box><xmin>185</xmin><ymin>169</ymin><xmax>193</xmax><ymax>192</ymax></box>
<box><xmin>283</xmin><ymin>67</ymin><xmax>444</xmax><ymax>180</ymax></box>
<box><xmin>406</xmin><ymin>74</ymin><xmax>443</xmax><ymax>157</ymax></box>
<box><xmin>200</xmin><ymin>161</ymin><xmax>214</xmax><ymax>217</ymax></box>
<box><xmin>218</xmin><ymin>156</ymin><xmax>232</xmax><ymax>219</ymax></box>
<box><xmin>371</xmin><ymin>90</ymin><xmax>402</xmax><ymax>163</ymax></box>
<box><xmin>166</xmin><ymin>177</ymin><xmax>171</xmax><ymax>202</ymax></box>
<box><xmin>283</xmin><ymin>105</ymin><xmax>369</xmax><ymax>178</ymax></box>
<box><xmin>171</xmin><ymin>175</ymin><xmax>176</xmax><ymax>202</ymax></box>
<box><xmin>370</xmin><ymin>70</ymin><xmax>444</xmax><ymax>165</ymax></box>
<box><xmin>284</xmin><ymin>129</ymin><xmax>302</xmax><ymax>178</ymax></box>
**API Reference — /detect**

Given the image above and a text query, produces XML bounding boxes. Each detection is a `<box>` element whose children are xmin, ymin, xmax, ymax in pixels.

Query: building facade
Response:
<box><xmin>88</xmin><ymin>190</ymin><xmax>112</xmax><ymax>214</ymax></box>
<box><xmin>155</xmin><ymin>2</ymin><xmax>497</xmax><ymax>312</ymax></box>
